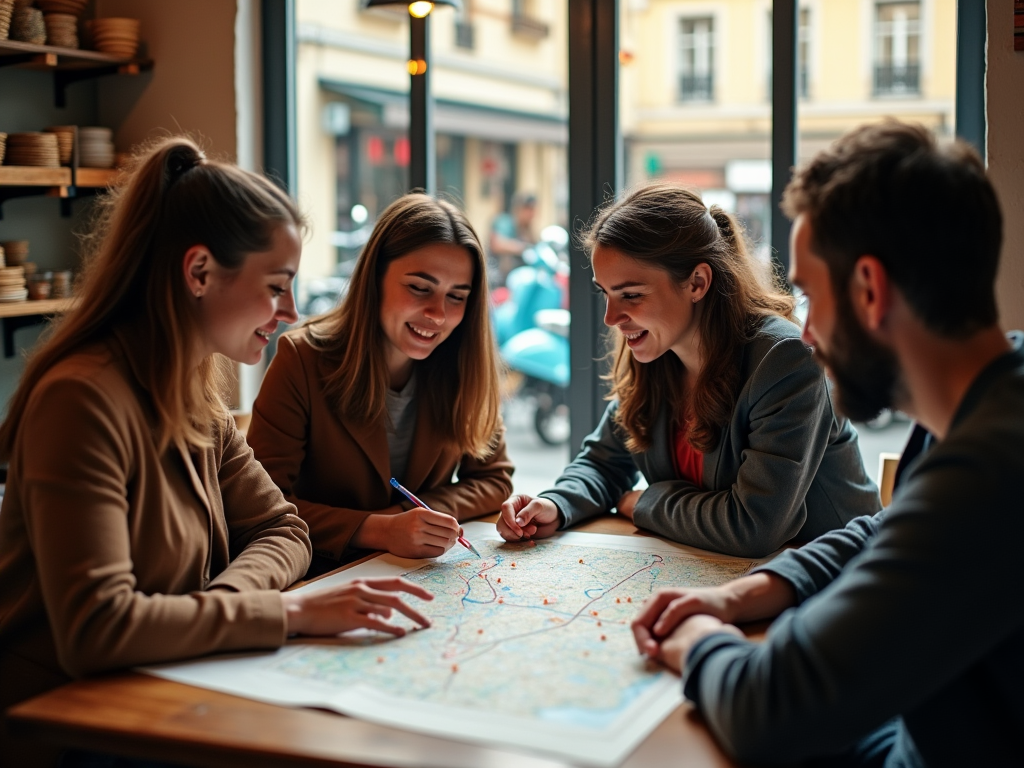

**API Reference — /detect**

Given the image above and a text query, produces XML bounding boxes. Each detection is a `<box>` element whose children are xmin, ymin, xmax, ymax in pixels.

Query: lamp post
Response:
<box><xmin>364</xmin><ymin>1</ymin><xmax>461</xmax><ymax>194</ymax></box>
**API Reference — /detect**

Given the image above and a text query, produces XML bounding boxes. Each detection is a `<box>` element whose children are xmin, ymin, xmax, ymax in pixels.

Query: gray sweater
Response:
<box><xmin>683</xmin><ymin>333</ymin><xmax>1024</xmax><ymax>767</ymax></box>
<box><xmin>540</xmin><ymin>316</ymin><xmax>881</xmax><ymax>557</ymax></box>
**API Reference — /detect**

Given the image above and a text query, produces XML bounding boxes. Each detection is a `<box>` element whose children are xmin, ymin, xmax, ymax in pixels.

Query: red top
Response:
<box><xmin>672</xmin><ymin>420</ymin><xmax>704</xmax><ymax>488</ymax></box>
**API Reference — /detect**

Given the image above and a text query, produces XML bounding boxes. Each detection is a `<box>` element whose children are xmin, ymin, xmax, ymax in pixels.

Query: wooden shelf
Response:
<box><xmin>0</xmin><ymin>167</ymin><xmax>73</xmax><ymax>187</ymax></box>
<box><xmin>0</xmin><ymin>39</ymin><xmax>150</xmax><ymax>71</ymax></box>
<box><xmin>76</xmin><ymin>167</ymin><xmax>119</xmax><ymax>188</ymax></box>
<box><xmin>0</xmin><ymin>298</ymin><xmax>76</xmax><ymax>319</ymax></box>
<box><xmin>0</xmin><ymin>40</ymin><xmax>153</xmax><ymax>108</ymax></box>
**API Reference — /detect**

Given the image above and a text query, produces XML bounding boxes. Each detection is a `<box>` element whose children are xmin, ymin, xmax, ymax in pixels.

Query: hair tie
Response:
<box><xmin>167</xmin><ymin>148</ymin><xmax>205</xmax><ymax>187</ymax></box>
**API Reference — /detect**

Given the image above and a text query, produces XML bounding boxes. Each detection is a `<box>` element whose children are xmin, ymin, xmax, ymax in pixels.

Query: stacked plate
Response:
<box><xmin>0</xmin><ymin>266</ymin><xmax>28</xmax><ymax>303</ymax></box>
<box><xmin>4</xmin><ymin>133</ymin><xmax>60</xmax><ymax>168</ymax></box>
<box><xmin>44</xmin><ymin>125</ymin><xmax>75</xmax><ymax>165</ymax></box>
<box><xmin>86</xmin><ymin>17</ymin><xmax>140</xmax><ymax>58</ymax></box>
<box><xmin>37</xmin><ymin>0</ymin><xmax>88</xmax><ymax>15</ymax></box>
<box><xmin>43</xmin><ymin>12</ymin><xmax>78</xmax><ymax>48</ymax></box>
<box><xmin>10</xmin><ymin>4</ymin><xmax>44</xmax><ymax>44</ymax></box>
<box><xmin>79</xmin><ymin>127</ymin><xmax>114</xmax><ymax>168</ymax></box>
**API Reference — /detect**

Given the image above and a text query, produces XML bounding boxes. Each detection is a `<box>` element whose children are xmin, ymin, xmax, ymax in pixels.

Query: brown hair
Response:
<box><xmin>0</xmin><ymin>137</ymin><xmax>305</xmax><ymax>460</ymax></box>
<box><xmin>307</xmin><ymin>193</ymin><xmax>502</xmax><ymax>459</ymax></box>
<box><xmin>584</xmin><ymin>181</ymin><xmax>795</xmax><ymax>453</ymax></box>
<box><xmin>782</xmin><ymin>120</ymin><xmax>1001</xmax><ymax>338</ymax></box>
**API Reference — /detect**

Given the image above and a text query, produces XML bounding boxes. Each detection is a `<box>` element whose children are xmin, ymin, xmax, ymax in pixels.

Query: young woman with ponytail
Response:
<box><xmin>0</xmin><ymin>138</ymin><xmax>433</xmax><ymax>762</ymax></box>
<box><xmin>498</xmin><ymin>182</ymin><xmax>881</xmax><ymax>557</ymax></box>
<box><xmin>247</xmin><ymin>193</ymin><xmax>513</xmax><ymax>575</ymax></box>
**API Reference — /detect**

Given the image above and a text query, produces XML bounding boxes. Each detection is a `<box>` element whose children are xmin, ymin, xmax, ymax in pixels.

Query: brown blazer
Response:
<box><xmin>0</xmin><ymin>331</ymin><xmax>311</xmax><ymax>759</ymax></box>
<box><xmin>247</xmin><ymin>331</ymin><xmax>515</xmax><ymax>565</ymax></box>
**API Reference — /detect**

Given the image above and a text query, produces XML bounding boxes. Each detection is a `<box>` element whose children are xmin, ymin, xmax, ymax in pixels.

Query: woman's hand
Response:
<box><xmin>616</xmin><ymin>490</ymin><xmax>642</xmax><ymax>520</ymax></box>
<box><xmin>282</xmin><ymin>577</ymin><xmax>434</xmax><ymax>637</ymax></box>
<box><xmin>497</xmin><ymin>494</ymin><xmax>561</xmax><ymax>541</ymax></box>
<box><xmin>385</xmin><ymin>507</ymin><xmax>461</xmax><ymax>559</ymax></box>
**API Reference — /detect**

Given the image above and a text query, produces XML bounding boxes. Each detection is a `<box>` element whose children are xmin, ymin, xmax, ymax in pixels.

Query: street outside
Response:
<box><xmin>502</xmin><ymin>395</ymin><xmax>913</xmax><ymax>498</ymax></box>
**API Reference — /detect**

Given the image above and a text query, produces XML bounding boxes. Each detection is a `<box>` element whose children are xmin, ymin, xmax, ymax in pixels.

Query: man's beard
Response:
<box><xmin>813</xmin><ymin>294</ymin><xmax>903</xmax><ymax>423</ymax></box>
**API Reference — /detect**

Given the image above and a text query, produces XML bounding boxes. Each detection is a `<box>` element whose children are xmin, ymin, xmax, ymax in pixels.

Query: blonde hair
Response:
<box><xmin>307</xmin><ymin>193</ymin><xmax>502</xmax><ymax>459</ymax></box>
<box><xmin>584</xmin><ymin>181</ymin><xmax>796</xmax><ymax>453</ymax></box>
<box><xmin>0</xmin><ymin>137</ymin><xmax>305</xmax><ymax>459</ymax></box>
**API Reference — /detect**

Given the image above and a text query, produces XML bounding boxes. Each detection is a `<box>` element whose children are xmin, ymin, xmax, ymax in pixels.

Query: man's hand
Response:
<box><xmin>497</xmin><ymin>494</ymin><xmax>561</xmax><ymax>541</ymax></box>
<box><xmin>658</xmin><ymin>615</ymin><xmax>744</xmax><ymax>673</ymax></box>
<box><xmin>631</xmin><ymin>586</ymin><xmax>735</xmax><ymax>658</ymax></box>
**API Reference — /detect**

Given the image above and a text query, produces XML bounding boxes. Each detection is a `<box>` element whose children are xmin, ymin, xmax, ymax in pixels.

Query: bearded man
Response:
<box><xmin>631</xmin><ymin>121</ymin><xmax>1023</xmax><ymax>768</ymax></box>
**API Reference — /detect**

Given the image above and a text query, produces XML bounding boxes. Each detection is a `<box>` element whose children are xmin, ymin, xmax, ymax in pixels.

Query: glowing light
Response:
<box><xmin>408</xmin><ymin>1</ymin><xmax>434</xmax><ymax>17</ymax></box>
<box><xmin>406</xmin><ymin>58</ymin><xmax>427</xmax><ymax>75</ymax></box>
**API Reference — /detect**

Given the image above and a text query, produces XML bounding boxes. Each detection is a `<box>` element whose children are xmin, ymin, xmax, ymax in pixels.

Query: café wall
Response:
<box><xmin>988</xmin><ymin>0</ymin><xmax>1024</xmax><ymax>331</ymax></box>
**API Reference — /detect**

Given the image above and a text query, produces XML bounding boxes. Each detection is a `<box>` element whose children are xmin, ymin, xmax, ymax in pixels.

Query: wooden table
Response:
<box><xmin>6</xmin><ymin>515</ymin><xmax>746</xmax><ymax>768</ymax></box>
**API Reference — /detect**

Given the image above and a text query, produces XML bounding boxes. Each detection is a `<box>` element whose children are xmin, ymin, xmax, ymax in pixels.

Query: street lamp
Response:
<box><xmin>364</xmin><ymin>0</ymin><xmax>462</xmax><ymax>194</ymax></box>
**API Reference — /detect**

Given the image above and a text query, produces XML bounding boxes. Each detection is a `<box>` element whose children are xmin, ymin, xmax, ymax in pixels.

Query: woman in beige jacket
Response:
<box><xmin>248</xmin><ymin>194</ymin><xmax>513</xmax><ymax>574</ymax></box>
<box><xmin>0</xmin><ymin>138</ymin><xmax>432</xmax><ymax>764</ymax></box>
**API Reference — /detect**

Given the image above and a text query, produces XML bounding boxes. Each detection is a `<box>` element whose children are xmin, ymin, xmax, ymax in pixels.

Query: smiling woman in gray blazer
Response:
<box><xmin>498</xmin><ymin>182</ymin><xmax>880</xmax><ymax>558</ymax></box>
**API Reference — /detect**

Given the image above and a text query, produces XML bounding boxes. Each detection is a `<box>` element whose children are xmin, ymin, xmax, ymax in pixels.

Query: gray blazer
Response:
<box><xmin>540</xmin><ymin>316</ymin><xmax>881</xmax><ymax>557</ymax></box>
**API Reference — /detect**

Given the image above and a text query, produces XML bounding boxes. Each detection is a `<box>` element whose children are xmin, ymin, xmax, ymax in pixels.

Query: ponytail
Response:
<box><xmin>0</xmin><ymin>137</ymin><xmax>305</xmax><ymax>459</ymax></box>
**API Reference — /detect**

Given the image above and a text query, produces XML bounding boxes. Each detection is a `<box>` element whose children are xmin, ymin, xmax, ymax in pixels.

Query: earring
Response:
<box><xmin>195</xmin><ymin>290</ymin><xmax>203</xmax><ymax>298</ymax></box>
<box><xmin>692</xmin><ymin>297</ymin><xmax>699</xmax><ymax>303</ymax></box>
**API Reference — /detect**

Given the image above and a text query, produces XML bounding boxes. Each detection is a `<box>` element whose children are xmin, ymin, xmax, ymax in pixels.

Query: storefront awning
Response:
<box><xmin>319</xmin><ymin>79</ymin><xmax>567</xmax><ymax>145</ymax></box>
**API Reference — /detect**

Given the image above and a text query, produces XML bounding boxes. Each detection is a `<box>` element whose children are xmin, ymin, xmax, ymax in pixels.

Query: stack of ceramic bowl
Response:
<box><xmin>0</xmin><ymin>132</ymin><xmax>7</xmax><ymax>165</ymax></box>
<box><xmin>44</xmin><ymin>126</ymin><xmax>75</xmax><ymax>165</ymax></box>
<box><xmin>4</xmin><ymin>133</ymin><xmax>60</xmax><ymax>168</ymax></box>
<box><xmin>10</xmin><ymin>4</ymin><xmax>44</xmax><ymax>44</ymax></box>
<box><xmin>86</xmin><ymin>17</ymin><xmax>140</xmax><ymax>58</ymax></box>
<box><xmin>0</xmin><ymin>0</ymin><xmax>15</xmax><ymax>42</ymax></box>
<box><xmin>0</xmin><ymin>266</ymin><xmax>28</xmax><ymax>303</ymax></box>
<box><xmin>1</xmin><ymin>240</ymin><xmax>28</xmax><ymax>267</ymax></box>
<box><xmin>79</xmin><ymin>127</ymin><xmax>114</xmax><ymax>168</ymax></box>
<box><xmin>51</xmin><ymin>269</ymin><xmax>73</xmax><ymax>298</ymax></box>
<box><xmin>42</xmin><ymin>12</ymin><xmax>77</xmax><ymax>48</ymax></box>
<box><xmin>37</xmin><ymin>0</ymin><xmax>88</xmax><ymax>16</ymax></box>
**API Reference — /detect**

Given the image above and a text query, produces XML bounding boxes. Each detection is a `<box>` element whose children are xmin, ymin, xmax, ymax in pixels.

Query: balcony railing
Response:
<box><xmin>874</xmin><ymin>63</ymin><xmax>921</xmax><ymax>96</ymax></box>
<box><xmin>680</xmin><ymin>73</ymin><xmax>714</xmax><ymax>102</ymax></box>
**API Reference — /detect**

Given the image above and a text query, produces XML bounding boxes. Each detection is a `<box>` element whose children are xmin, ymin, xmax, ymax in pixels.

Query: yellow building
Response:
<box><xmin>621</xmin><ymin>0</ymin><xmax>957</xmax><ymax>250</ymax></box>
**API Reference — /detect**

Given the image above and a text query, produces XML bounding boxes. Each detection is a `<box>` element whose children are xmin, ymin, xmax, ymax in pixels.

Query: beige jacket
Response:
<box><xmin>0</xmin><ymin>331</ymin><xmax>311</xmax><ymax>745</ymax></box>
<box><xmin>247</xmin><ymin>331</ymin><xmax>514</xmax><ymax>564</ymax></box>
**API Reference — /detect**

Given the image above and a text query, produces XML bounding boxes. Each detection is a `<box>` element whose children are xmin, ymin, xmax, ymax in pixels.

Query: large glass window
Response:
<box><xmin>295</xmin><ymin>0</ymin><xmax>570</xmax><ymax>491</ymax></box>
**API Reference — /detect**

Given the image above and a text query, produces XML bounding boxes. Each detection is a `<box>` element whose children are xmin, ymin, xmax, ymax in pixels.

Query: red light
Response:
<box><xmin>394</xmin><ymin>137</ymin><xmax>410</xmax><ymax>167</ymax></box>
<box><xmin>367</xmin><ymin>136</ymin><xmax>384</xmax><ymax>165</ymax></box>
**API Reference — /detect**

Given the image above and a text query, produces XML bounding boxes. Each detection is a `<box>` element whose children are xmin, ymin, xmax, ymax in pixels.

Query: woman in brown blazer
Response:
<box><xmin>248</xmin><ymin>194</ymin><xmax>514</xmax><ymax>574</ymax></box>
<box><xmin>0</xmin><ymin>139</ymin><xmax>432</xmax><ymax>764</ymax></box>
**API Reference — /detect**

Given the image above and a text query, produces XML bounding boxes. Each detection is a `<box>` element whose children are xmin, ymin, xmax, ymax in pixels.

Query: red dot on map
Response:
<box><xmin>600</xmin><ymin>635</ymin><xmax>607</xmax><ymax>641</ymax></box>
<box><xmin>511</xmin><ymin>562</ymin><xmax>516</xmax><ymax>567</ymax></box>
<box><xmin>498</xmin><ymin>598</ymin><xmax>504</xmax><ymax>603</ymax></box>
<box><xmin>452</xmin><ymin>664</ymin><xmax>459</xmax><ymax>673</ymax></box>
<box><xmin>578</xmin><ymin>559</ymin><xmax>584</xmax><ymax>564</ymax></box>
<box><xmin>591</xmin><ymin>611</ymin><xmax>599</xmax><ymax>616</ymax></box>
<box><xmin>377</xmin><ymin>657</ymin><xmax>384</xmax><ymax>663</ymax></box>
<box><xmin>477</xmin><ymin>628</ymin><xmax>484</xmax><ymax>634</ymax></box>
<box><xmin>597</xmin><ymin>621</ymin><xmax>602</xmax><ymax>627</ymax></box>
<box><xmin>496</xmin><ymin>578</ymin><xmax>501</xmax><ymax>583</ymax></box>
<box><xmin>627</xmin><ymin>597</ymin><xmax>632</xmax><ymax>603</ymax></box>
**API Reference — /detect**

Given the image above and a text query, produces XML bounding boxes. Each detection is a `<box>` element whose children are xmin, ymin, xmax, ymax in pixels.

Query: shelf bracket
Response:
<box><xmin>54</xmin><ymin>62</ymin><xmax>147</xmax><ymax>108</ymax></box>
<box><xmin>2</xmin><ymin>314</ymin><xmax>51</xmax><ymax>358</ymax></box>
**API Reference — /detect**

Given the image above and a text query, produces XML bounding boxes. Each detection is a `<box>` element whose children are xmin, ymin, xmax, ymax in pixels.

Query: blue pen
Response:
<box><xmin>390</xmin><ymin>477</ymin><xmax>481</xmax><ymax>557</ymax></box>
